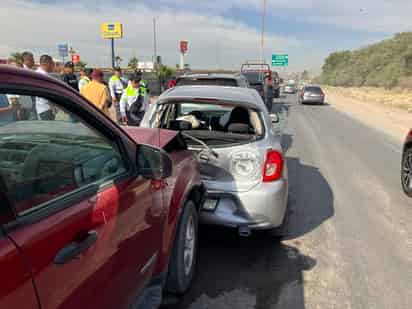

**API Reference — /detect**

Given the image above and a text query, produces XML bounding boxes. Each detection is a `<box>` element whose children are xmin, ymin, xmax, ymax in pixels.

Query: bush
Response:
<box><xmin>320</xmin><ymin>32</ymin><xmax>412</xmax><ymax>88</ymax></box>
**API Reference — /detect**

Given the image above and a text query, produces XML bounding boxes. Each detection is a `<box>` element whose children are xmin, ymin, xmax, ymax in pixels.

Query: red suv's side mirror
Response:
<box><xmin>137</xmin><ymin>145</ymin><xmax>173</xmax><ymax>180</ymax></box>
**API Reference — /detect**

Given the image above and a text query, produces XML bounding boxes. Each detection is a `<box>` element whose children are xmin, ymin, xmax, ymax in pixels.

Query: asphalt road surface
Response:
<box><xmin>162</xmin><ymin>93</ymin><xmax>412</xmax><ymax>309</ymax></box>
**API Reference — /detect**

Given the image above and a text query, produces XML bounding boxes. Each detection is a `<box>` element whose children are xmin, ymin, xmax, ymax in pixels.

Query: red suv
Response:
<box><xmin>402</xmin><ymin>129</ymin><xmax>412</xmax><ymax>197</ymax></box>
<box><xmin>0</xmin><ymin>66</ymin><xmax>203</xmax><ymax>308</ymax></box>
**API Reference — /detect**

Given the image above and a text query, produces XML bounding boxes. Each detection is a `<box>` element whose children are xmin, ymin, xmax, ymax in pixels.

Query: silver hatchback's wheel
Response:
<box><xmin>165</xmin><ymin>201</ymin><xmax>198</xmax><ymax>294</ymax></box>
<box><xmin>402</xmin><ymin>148</ymin><xmax>412</xmax><ymax>197</ymax></box>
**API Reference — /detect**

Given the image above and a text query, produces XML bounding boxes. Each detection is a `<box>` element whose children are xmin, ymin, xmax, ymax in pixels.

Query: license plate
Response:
<box><xmin>310</xmin><ymin>94</ymin><xmax>319</xmax><ymax>97</ymax></box>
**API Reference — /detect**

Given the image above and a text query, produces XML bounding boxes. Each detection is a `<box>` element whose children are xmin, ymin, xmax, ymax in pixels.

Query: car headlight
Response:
<box><xmin>230</xmin><ymin>151</ymin><xmax>259</xmax><ymax>179</ymax></box>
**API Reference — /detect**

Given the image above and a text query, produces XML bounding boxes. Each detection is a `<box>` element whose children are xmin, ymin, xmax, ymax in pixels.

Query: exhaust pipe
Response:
<box><xmin>238</xmin><ymin>225</ymin><xmax>252</xmax><ymax>237</ymax></box>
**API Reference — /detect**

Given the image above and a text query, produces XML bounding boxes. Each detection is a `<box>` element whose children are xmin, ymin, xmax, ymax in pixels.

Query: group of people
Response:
<box><xmin>6</xmin><ymin>51</ymin><xmax>150</xmax><ymax>126</ymax></box>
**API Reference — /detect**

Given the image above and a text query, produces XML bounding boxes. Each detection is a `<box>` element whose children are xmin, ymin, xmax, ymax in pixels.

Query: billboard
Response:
<box><xmin>71</xmin><ymin>54</ymin><xmax>80</xmax><ymax>64</ymax></box>
<box><xmin>101</xmin><ymin>22</ymin><xmax>123</xmax><ymax>39</ymax></box>
<box><xmin>137</xmin><ymin>61</ymin><xmax>154</xmax><ymax>71</ymax></box>
<box><xmin>180</xmin><ymin>41</ymin><xmax>188</xmax><ymax>54</ymax></box>
<box><xmin>58</xmin><ymin>44</ymin><xmax>68</xmax><ymax>57</ymax></box>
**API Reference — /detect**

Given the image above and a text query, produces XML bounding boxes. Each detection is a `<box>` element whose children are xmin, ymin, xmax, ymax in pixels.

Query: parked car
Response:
<box><xmin>241</xmin><ymin>62</ymin><xmax>281</xmax><ymax>98</ymax></box>
<box><xmin>141</xmin><ymin>86</ymin><xmax>289</xmax><ymax>237</ymax></box>
<box><xmin>175</xmin><ymin>73</ymin><xmax>249</xmax><ymax>88</ymax></box>
<box><xmin>401</xmin><ymin>129</ymin><xmax>412</xmax><ymax>197</ymax></box>
<box><xmin>0</xmin><ymin>66</ymin><xmax>203</xmax><ymax>309</ymax></box>
<box><xmin>299</xmin><ymin>85</ymin><xmax>325</xmax><ymax>104</ymax></box>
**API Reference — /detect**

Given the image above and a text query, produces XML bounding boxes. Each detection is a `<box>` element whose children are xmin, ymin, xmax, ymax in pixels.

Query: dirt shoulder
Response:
<box><xmin>323</xmin><ymin>87</ymin><xmax>411</xmax><ymax>143</ymax></box>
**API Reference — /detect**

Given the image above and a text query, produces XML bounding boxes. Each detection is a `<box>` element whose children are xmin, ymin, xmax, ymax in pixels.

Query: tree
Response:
<box><xmin>9</xmin><ymin>52</ymin><xmax>23</xmax><ymax>65</ymax></box>
<box><xmin>115</xmin><ymin>56</ymin><xmax>122</xmax><ymax>67</ymax></box>
<box><xmin>301</xmin><ymin>70</ymin><xmax>310</xmax><ymax>80</ymax></box>
<box><xmin>128</xmin><ymin>57</ymin><xmax>139</xmax><ymax>71</ymax></box>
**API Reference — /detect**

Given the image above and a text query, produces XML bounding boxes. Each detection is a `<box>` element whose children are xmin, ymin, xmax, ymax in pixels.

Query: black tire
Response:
<box><xmin>165</xmin><ymin>201</ymin><xmax>198</xmax><ymax>294</ymax></box>
<box><xmin>401</xmin><ymin>147</ymin><xmax>412</xmax><ymax>198</ymax></box>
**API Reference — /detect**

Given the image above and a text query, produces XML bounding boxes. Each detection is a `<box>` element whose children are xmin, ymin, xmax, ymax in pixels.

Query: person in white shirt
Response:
<box><xmin>35</xmin><ymin>55</ymin><xmax>55</xmax><ymax>120</ymax></box>
<box><xmin>78</xmin><ymin>68</ymin><xmax>92</xmax><ymax>92</ymax></box>
<box><xmin>22</xmin><ymin>51</ymin><xmax>35</xmax><ymax>70</ymax></box>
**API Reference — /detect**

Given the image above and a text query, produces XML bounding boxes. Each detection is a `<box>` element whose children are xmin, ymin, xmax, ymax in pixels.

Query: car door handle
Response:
<box><xmin>54</xmin><ymin>231</ymin><xmax>98</xmax><ymax>265</ymax></box>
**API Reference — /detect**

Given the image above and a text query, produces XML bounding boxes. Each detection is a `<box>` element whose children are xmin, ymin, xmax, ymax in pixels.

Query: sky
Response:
<box><xmin>1</xmin><ymin>0</ymin><xmax>412</xmax><ymax>73</ymax></box>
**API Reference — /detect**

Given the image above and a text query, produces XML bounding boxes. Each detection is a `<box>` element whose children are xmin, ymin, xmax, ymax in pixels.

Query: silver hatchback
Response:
<box><xmin>141</xmin><ymin>86</ymin><xmax>289</xmax><ymax>236</ymax></box>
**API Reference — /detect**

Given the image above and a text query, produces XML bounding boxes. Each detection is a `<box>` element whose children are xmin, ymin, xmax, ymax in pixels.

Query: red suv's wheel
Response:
<box><xmin>165</xmin><ymin>200</ymin><xmax>198</xmax><ymax>294</ymax></box>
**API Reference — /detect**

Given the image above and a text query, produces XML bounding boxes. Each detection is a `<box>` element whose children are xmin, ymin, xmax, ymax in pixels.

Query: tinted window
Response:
<box><xmin>176</xmin><ymin>78</ymin><xmax>238</xmax><ymax>87</ymax></box>
<box><xmin>0</xmin><ymin>94</ymin><xmax>127</xmax><ymax>216</ymax></box>
<box><xmin>241</xmin><ymin>72</ymin><xmax>265</xmax><ymax>84</ymax></box>
<box><xmin>304</xmin><ymin>86</ymin><xmax>322</xmax><ymax>93</ymax></box>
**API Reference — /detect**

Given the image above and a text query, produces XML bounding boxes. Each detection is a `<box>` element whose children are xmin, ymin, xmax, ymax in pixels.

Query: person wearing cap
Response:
<box><xmin>62</xmin><ymin>62</ymin><xmax>79</xmax><ymax>91</ymax></box>
<box><xmin>109</xmin><ymin>67</ymin><xmax>126</xmax><ymax>122</ymax></box>
<box><xmin>78</xmin><ymin>68</ymin><xmax>92</xmax><ymax>92</ymax></box>
<box><xmin>80</xmin><ymin>69</ymin><xmax>110</xmax><ymax>116</ymax></box>
<box><xmin>120</xmin><ymin>75</ymin><xmax>147</xmax><ymax>126</ymax></box>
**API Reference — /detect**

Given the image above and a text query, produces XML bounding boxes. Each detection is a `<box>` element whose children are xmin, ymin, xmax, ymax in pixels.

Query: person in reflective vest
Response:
<box><xmin>120</xmin><ymin>75</ymin><xmax>147</xmax><ymax>126</ymax></box>
<box><xmin>109</xmin><ymin>67</ymin><xmax>126</xmax><ymax>122</ymax></box>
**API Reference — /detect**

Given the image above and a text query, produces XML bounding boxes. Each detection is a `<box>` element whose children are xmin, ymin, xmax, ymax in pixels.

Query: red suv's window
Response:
<box><xmin>0</xmin><ymin>94</ymin><xmax>127</xmax><ymax>216</ymax></box>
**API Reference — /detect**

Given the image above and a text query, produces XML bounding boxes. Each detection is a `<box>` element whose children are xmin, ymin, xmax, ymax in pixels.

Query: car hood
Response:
<box><xmin>123</xmin><ymin>126</ymin><xmax>180</xmax><ymax>149</ymax></box>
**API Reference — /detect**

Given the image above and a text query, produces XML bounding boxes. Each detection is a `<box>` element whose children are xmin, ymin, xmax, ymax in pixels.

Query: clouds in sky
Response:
<box><xmin>1</xmin><ymin>0</ymin><xmax>411</xmax><ymax>71</ymax></box>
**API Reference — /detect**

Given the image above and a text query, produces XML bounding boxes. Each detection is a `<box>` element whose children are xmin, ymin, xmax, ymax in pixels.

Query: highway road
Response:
<box><xmin>162</xmin><ymin>93</ymin><xmax>412</xmax><ymax>309</ymax></box>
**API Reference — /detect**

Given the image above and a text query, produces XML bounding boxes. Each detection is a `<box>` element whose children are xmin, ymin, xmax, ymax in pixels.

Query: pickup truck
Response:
<box><xmin>241</xmin><ymin>62</ymin><xmax>280</xmax><ymax>98</ymax></box>
<box><xmin>0</xmin><ymin>66</ymin><xmax>204</xmax><ymax>309</ymax></box>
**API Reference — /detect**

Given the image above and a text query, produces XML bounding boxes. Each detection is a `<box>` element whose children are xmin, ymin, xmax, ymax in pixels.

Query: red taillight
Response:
<box><xmin>263</xmin><ymin>150</ymin><xmax>283</xmax><ymax>182</ymax></box>
<box><xmin>407</xmin><ymin>129</ymin><xmax>412</xmax><ymax>139</ymax></box>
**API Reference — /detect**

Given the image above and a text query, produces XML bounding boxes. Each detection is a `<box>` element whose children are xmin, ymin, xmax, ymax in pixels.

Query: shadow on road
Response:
<box><xmin>163</xmin><ymin>229</ymin><xmax>316</xmax><ymax>309</ymax></box>
<box><xmin>162</xmin><ymin>156</ymin><xmax>331</xmax><ymax>309</ymax></box>
<box><xmin>285</xmin><ymin>157</ymin><xmax>334</xmax><ymax>239</ymax></box>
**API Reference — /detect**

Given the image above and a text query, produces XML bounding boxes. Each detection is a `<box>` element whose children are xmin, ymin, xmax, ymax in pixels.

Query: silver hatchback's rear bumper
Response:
<box><xmin>200</xmin><ymin>178</ymin><xmax>288</xmax><ymax>229</ymax></box>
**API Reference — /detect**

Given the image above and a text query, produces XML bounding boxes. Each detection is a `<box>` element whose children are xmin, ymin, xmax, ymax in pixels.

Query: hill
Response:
<box><xmin>320</xmin><ymin>32</ymin><xmax>412</xmax><ymax>89</ymax></box>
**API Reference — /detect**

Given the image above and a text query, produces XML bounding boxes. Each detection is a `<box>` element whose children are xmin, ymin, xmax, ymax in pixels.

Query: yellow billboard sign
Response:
<box><xmin>101</xmin><ymin>22</ymin><xmax>123</xmax><ymax>39</ymax></box>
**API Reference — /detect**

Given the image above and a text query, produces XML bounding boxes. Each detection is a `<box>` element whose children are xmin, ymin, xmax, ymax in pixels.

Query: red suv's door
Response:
<box><xmin>0</xmin><ymin>91</ymin><xmax>163</xmax><ymax>309</ymax></box>
<box><xmin>0</xmin><ymin>233</ymin><xmax>39</xmax><ymax>309</ymax></box>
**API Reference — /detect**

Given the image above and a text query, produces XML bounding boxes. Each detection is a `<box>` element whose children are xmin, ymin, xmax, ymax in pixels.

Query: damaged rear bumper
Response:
<box><xmin>200</xmin><ymin>178</ymin><xmax>288</xmax><ymax>229</ymax></box>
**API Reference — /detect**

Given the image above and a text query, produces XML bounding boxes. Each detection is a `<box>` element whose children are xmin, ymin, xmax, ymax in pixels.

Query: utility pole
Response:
<box><xmin>260</xmin><ymin>0</ymin><xmax>267</xmax><ymax>81</ymax></box>
<box><xmin>153</xmin><ymin>17</ymin><xmax>158</xmax><ymax>67</ymax></box>
<box><xmin>260</xmin><ymin>0</ymin><xmax>266</xmax><ymax>64</ymax></box>
<box><xmin>111</xmin><ymin>38</ymin><xmax>115</xmax><ymax>68</ymax></box>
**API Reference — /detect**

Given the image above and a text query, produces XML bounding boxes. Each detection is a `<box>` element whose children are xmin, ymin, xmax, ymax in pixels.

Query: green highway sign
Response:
<box><xmin>272</xmin><ymin>54</ymin><xmax>289</xmax><ymax>66</ymax></box>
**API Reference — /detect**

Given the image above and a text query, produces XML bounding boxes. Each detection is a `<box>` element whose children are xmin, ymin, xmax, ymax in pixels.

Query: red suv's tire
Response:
<box><xmin>165</xmin><ymin>200</ymin><xmax>198</xmax><ymax>294</ymax></box>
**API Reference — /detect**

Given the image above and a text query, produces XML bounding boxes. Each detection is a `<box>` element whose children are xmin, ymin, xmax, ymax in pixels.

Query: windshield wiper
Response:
<box><xmin>181</xmin><ymin>132</ymin><xmax>219</xmax><ymax>158</ymax></box>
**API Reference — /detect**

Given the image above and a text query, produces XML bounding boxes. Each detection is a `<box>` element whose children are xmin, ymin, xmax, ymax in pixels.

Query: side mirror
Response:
<box><xmin>270</xmin><ymin>114</ymin><xmax>279</xmax><ymax>123</ymax></box>
<box><xmin>137</xmin><ymin>144</ymin><xmax>172</xmax><ymax>180</ymax></box>
<box><xmin>169</xmin><ymin>120</ymin><xmax>192</xmax><ymax>131</ymax></box>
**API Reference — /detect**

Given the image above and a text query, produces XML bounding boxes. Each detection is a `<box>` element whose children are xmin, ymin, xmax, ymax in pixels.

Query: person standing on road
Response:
<box><xmin>168</xmin><ymin>76</ymin><xmax>177</xmax><ymax>89</ymax></box>
<box><xmin>109</xmin><ymin>67</ymin><xmax>125</xmax><ymax>122</ymax></box>
<box><xmin>135</xmin><ymin>70</ymin><xmax>150</xmax><ymax>111</ymax></box>
<box><xmin>80</xmin><ymin>69</ymin><xmax>110</xmax><ymax>116</ymax></box>
<box><xmin>264</xmin><ymin>71</ymin><xmax>274</xmax><ymax>113</ymax></box>
<box><xmin>62</xmin><ymin>62</ymin><xmax>79</xmax><ymax>91</ymax></box>
<box><xmin>35</xmin><ymin>55</ymin><xmax>55</xmax><ymax>120</ymax></box>
<box><xmin>22</xmin><ymin>51</ymin><xmax>35</xmax><ymax>70</ymax></box>
<box><xmin>119</xmin><ymin>75</ymin><xmax>147</xmax><ymax>126</ymax></box>
<box><xmin>78</xmin><ymin>68</ymin><xmax>92</xmax><ymax>92</ymax></box>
